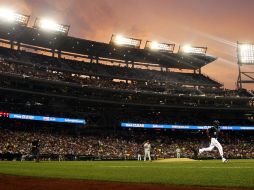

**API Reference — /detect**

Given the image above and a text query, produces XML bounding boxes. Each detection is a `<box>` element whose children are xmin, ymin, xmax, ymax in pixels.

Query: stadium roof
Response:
<box><xmin>0</xmin><ymin>24</ymin><xmax>216</xmax><ymax>70</ymax></box>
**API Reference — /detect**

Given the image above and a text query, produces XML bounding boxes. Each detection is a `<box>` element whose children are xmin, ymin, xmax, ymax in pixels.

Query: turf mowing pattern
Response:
<box><xmin>0</xmin><ymin>159</ymin><xmax>253</xmax><ymax>188</ymax></box>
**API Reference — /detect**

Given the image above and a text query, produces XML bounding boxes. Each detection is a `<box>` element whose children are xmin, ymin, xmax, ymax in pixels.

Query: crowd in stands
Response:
<box><xmin>0</xmin><ymin>128</ymin><xmax>253</xmax><ymax>161</ymax></box>
<box><xmin>0</xmin><ymin>52</ymin><xmax>252</xmax><ymax>99</ymax></box>
<box><xmin>0</xmin><ymin>45</ymin><xmax>253</xmax><ymax>162</ymax></box>
<box><xmin>2</xmin><ymin>46</ymin><xmax>248</xmax><ymax>98</ymax></box>
<box><xmin>0</xmin><ymin>46</ymin><xmax>220</xmax><ymax>87</ymax></box>
<box><xmin>0</xmin><ymin>59</ymin><xmax>165</xmax><ymax>93</ymax></box>
<box><xmin>1</xmin><ymin>61</ymin><xmax>251</xmax><ymax>110</ymax></box>
<box><xmin>0</xmin><ymin>46</ymin><xmax>252</xmax><ymax>105</ymax></box>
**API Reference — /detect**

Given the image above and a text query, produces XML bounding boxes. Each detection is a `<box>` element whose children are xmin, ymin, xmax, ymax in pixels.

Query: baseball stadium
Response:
<box><xmin>0</xmin><ymin>1</ymin><xmax>254</xmax><ymax>190</ymax></box>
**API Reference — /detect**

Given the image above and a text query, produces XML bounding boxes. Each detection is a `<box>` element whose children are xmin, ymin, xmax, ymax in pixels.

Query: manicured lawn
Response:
<box><xmin>0</xmin><ymin>159</ymin><xmax>254</xmax><ymax>188</ymax></box>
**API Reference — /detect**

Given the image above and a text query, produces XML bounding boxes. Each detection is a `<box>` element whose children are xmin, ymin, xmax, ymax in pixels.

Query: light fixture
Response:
<box><xmin>237</xmin><ymin>43</ymin><xmax>254</xmax><ymax>64</ymax></box>
<box><xmin>34</xmin><ymin>18</ymin><xmax>70</xmax><ymax>35</ymax></box>
<box><xmin>110</xmin><ymin>34</ymin><xmax>141</xmax><ymax>48</ymax></box>
<box><xmin>179</xmin><ymin>44</ymin><xmax>207</xmax><ymax>55</ymax></box>
<box><xmin>0</xmin><ymin>8</ymin><xmax>29</xmax><ymax>25</ymax></box>
<box><xmin>145</xmin><ymin>41</ymin><xmax>175</xmax><ymax>53</ymax></box>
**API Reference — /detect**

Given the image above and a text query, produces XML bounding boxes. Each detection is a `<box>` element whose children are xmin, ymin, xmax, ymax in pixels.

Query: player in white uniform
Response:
<box><xmin>193</xmin><ymin>120</ymin><xmax>228</xmax><ymax>163</ymax></box>
<box><xmin>137</xmin><ymin>149</ymin><xmax>142</xmax><ymax>161</ymax></box>
<box><xmin>176</xmin><ymin>147</ymin><xmax>181</xmax><ymax>158</ymax></box>
<box><xmin>143</xmin><ymin>140</ymin><xmax>151</xmax><ymax>161</ymax></box>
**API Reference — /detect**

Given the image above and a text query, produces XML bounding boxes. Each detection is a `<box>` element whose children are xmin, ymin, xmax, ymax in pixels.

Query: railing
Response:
<box><xmin>201</xmin><ymin>72</ymin><xmax>223</xmax><ymax>86</ymax></box>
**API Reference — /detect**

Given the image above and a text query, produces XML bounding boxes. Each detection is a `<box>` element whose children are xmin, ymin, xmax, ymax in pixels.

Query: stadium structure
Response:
<box><xmin>0</xmin><ymin>9</ymin><xmax>254</xmax><ymax>163</ymax></box>
<box><xmin>1</xmin><ymin>8</ymin><xmax>254</xmax><ymax>190</ymax></box>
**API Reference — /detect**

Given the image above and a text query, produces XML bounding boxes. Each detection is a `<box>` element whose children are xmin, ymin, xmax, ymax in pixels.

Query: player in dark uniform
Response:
<box><xmin>31</xmin><ymin>139</ymin><xmax>40</xmax><ymax>162</ymax></box>
<box><xmin>193</xmin><ymin>120</ymin><xmax>228</xmax><ymax>163</ymax></box>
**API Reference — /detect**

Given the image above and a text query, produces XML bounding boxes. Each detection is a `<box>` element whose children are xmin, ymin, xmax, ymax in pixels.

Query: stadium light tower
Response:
<box><xmin>179</xmin><ymin>44</ymin><xmax>207</xmax><ymax>55</ymax></box>
<box><xmin>145</xmin><ymin>41</ymin><xmax>175</xmax><ymax>53</ymax></box>
<box><xmin>237</xmin><ymin>42</ymin><xmax>254</xmax><ymax>89</ymax></box>
<box><xmin>110</xmin><ymin>34</ymin><xmax>142</xmax><ymax>48</ymax></box>
<box><xmin>34</xmin><ymin>18</ymin><xmax>70</xmax><ymax>36</ymax></box>
<box><xmin>0</xmin><ymin>8</ymin><xmax>29</xmax><ymax>26</ymax></box>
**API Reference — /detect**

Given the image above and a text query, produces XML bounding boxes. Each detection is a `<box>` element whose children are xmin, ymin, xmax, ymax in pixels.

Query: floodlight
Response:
<box><xmin>179</xmin><ymin>44</ymin><xmax>207</xmax><ymax>55</ymax></box>
<box><xmin>237</xmin><ymin>43</ymin><xmax>254</xmax><ymax>64</ymax></box>
<box><xmin>145</xmin><ymin>41</ymin><xmax>175</xmax><ymax>53</ymax></box>
<box><xmin>34</xmin><ymin>18</ymin><xmax>70</xmax><ymax>35</ymax></box>
<box><xmin>0</xmin><ymin>8</ymin><xmax>14</xmax><ymax>22</ymax></box>
<box><xmin>110</xmin><ymin>34</ymin><xmax>141</xmax><ymax>48</ymax></box>
<box><xmin>0</xmin><ymin>8</ymin><xmax>29</xmax><ymax>25</ymax></box>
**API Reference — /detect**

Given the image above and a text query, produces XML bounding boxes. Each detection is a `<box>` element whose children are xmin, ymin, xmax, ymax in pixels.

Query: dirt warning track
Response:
<box><xmin>1</xmin><ymin>174</ymin><xmax>253</xmax><ymax>190</ymax></box>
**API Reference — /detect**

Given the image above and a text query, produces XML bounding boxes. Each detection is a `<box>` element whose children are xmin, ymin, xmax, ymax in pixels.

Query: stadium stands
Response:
<box><xmin>0</xmin><ymin>128</ymin><xmax>253</xmax><ymax>160</ymax></box>
<box><xmin>0</xmin><ymin>46</ymin><xmax>220</xmax><ymax>87</ymax></box>
<box><xmin>0</xmin><ymin>47</ymin><xmax>252</xmax><ymax>102</ymax></box>
<box><xmin>0</xmin><ymin>17</ymin><xmax>254</xmax><ymax>162</ymax></box>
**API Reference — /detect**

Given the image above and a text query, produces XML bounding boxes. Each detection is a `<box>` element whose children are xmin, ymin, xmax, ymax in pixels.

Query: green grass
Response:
<box><xmin>0</xmin><ymin>159</ymin><xmax>254</xmax><ymax>188</ymax></box>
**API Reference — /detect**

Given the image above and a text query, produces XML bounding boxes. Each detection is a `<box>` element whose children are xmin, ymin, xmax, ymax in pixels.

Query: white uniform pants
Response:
<box><xmin>137</xmin><ymin>154</ymin><xmax>142</xmax><ymax>161</ymax></box>
<box><xmin>199</xmin><ymin>138</ymin><xmax>224</xmax><ymax>159</ymax></box>
<box><xmin>144</xmin><ymin>150</ymin><xmax>151</xmax><ymax>161</ymax></box>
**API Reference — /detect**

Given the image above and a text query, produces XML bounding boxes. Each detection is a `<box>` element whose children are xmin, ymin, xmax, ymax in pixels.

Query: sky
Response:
<box><xmin>0</xmin><ymin>0</ymin><xmax>254</xmax><ymax>89</ymax></box>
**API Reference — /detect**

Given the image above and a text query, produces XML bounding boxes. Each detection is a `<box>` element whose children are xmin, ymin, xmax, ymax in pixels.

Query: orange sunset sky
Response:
<box><xmin>0</xmin><ymin>0</ymin><xmax>254</xmax><ymax>89</ymax></box>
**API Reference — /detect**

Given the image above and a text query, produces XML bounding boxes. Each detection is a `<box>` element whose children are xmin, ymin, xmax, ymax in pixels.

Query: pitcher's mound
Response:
<box><xmin>154</xmin><ymin>158</ymin><xmax>197</xmax><ymax>162</ymax></box>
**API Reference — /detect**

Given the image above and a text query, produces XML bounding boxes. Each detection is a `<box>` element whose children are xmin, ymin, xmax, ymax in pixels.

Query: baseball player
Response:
<box><xmin>137</xmin><ymin>148</ymin><xmax>142</xmax><ymax>161</ymax></box>
<box><xmin>143</xmin><ymin>140</ymin><xmax>151</xmax><ymax>161</ymax></box>
<box><xmin>193</xmin><ymin>120</ymin><xmax>228</xmax><ymax>163</ymax></box>
<box><xmin>31</xmin><ymin>139</ymin><xmax>40</xmax><ymax>162</ymax></box>
<box><xmin>137</xmin><ymin>153</ymin><xmax>142</xmax><ymax>161</ymax></box>
<box><xmin>176</xmin><ymin>147</ymin><xmax>181</xmax><ymax>158</ymax></box>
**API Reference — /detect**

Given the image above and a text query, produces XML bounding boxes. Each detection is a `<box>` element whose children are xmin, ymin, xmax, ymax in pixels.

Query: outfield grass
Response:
<box><xmin>0</xmin><ymin>159</ymin><xmax>254</xmax><ymax>188</ymax></box>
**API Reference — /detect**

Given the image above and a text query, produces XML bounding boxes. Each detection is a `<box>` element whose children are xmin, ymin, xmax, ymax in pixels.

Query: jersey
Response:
<box><xmin>31</xmin><ymin>140</ymin><xmax>39</xmax><ymax>153</ymax></box>
<box><xmin>176</xmin><ymin>148</ymin><xmax>181</xmax><ymax>153</ymax></box>
<box><xmin>208</xmin><ymin>126</ymin><xmax>220</xmax><ymax>138</ymax></box>
<box><xmin>144</xmin><ymin>143</ymin><xmax>151</xmax><ymax>151</ymax></box>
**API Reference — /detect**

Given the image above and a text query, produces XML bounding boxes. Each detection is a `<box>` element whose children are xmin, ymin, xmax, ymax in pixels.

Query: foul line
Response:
<box><xmin>98</xmin><ymin>166</ymin><xmax>254</xmax><ymax>169</ymax></box>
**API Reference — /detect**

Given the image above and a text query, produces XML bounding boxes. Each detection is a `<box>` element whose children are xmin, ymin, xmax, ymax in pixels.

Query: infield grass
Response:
<box><xmin>0</xmin><ymin>159</ymin><xmax>254</xmax><ymax>188</ymax></box>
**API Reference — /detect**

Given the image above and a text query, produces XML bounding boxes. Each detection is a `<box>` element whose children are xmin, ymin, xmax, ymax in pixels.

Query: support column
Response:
<box><xmin>57</xmin><ymin>50</ymin><xmax>62</xmax><ymax>59</ymax></box>
<box><xmin>237</xmin><ymin>64</ymin><xmax>242</xmax><ymax>89</ymax></box>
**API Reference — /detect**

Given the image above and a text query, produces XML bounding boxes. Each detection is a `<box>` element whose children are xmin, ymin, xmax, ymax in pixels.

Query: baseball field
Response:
<box><xmin>0</xmin><ymin>159</ymin><xmax>254</xmax><ymax>190</ymax></box>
